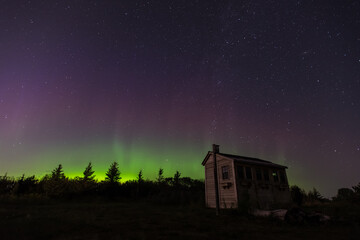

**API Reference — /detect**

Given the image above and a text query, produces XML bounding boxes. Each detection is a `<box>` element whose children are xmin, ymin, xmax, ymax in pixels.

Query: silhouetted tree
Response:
<box><xmin>43</xmin><ymin>164</ymin><xmax>68</xmax><ymax>197</ymax></box>
<box><xmin>137</xmin><ymin>170</ymin><xmax>144</xmax><ymax>183</ymax></box>
<box><xmin>180</xmin><ymin>177</ymin><xmax>193</xmax><ymax>188</ymax></box>
<box><xmin>335</xmin><ymin>188</ymin><xmax>355</xmax><ymax>201</ymax></box>
<box><xmin>307</xmin><ymin>188</ymin><xmax>325</xmax><ymax>202</ymax></box>
<box><xmin>290</xmin><ymin>185</ymin><xmax>306</xmax><ymax>206</ymax></box>
<box><xmin>156</xmin><ymin>168</ymin><xmax>164</xmax><ymax>183</ymax></box>
<box><xmin>51</xmin><ymin>164</ymin><xmax>65</xmax><ymax>180</ymax></box>
<box><xmin>0</xmin><ymin>173</ymin><xmax>15</xmax><ymax>195</ymax></box>
<box><xmin>14</xmin><ymin>174</ymin><xmax>38</xmax><ymax>195</ymax></box>
<box><xmin>352</xmin><ymin>182</ymin><xmax>360</xmax><ymax>194</ymax></box>
<box><xmin>353</xmin><ymin>182</ymin><xmax>360</xmax><ymax>202</ymax></box>
<box><xmin>83</xmin><ymin>162</ymin><xmax>95</xmax><ymax>181</ymax></box>
<box><xmin>173</xmin><ymin>171</ymin><xmax>181</xmax><ymax>187</ymax></box>
<box><xmin>74</xmin><ymin>162</ymin><xmax>97</xmax><ymax>194</ymax></box>
<box><xmin>165</xmin><ymin>177</ymin><xmax>173</xmax><ymax>185</ymax></box>
<box><xmin>135</xmin><ymin>170</ymin><xmax>144</xmax><ymax>197</ymax></box>
<box><xmin>105</xmin><ymin>162</ymin><xmax>121</xmax><ymax>183</ymax></box>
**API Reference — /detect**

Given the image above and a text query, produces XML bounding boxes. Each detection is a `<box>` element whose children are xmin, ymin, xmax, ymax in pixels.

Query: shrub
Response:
<box><xmin>290</xmin><ymin>185</ymin><xmax>306</xmax><ymax>206</ymax></box>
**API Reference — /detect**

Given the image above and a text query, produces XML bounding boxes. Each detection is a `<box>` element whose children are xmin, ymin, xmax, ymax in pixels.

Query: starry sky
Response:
<box><xmin>0</xmin><ymin>0</ymin><xmax>359</xmax><ymax>197</ymax></box>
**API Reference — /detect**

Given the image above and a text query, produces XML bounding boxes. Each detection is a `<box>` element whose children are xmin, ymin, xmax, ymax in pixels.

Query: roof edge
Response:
<box><xmin>202</xmin><ymin>151</ymin><xmax>288</xmax><ymax>169</ymax></box>
<box><xmin>201</xmin><ymin>151</ymin><xmax>211</xmax><ymax>165</ymax></box>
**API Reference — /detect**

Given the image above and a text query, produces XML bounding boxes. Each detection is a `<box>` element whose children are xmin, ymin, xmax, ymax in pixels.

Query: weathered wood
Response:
<box><xmin>203</xmin><ymin>145</ymin><xmax>291</xmax><ymax>210</ymax></box>
<box><xmin>213</xmin><ymin>144</ymin><xmax>220</xmax><ymax>215</ymax></box>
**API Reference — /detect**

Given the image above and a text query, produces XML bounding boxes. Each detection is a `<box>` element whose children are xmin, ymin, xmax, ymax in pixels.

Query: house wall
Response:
<box><xmin>204</xmin><ymin>154</ymin><xmax>237</xmax><ymax>208</ymax></box>
<box><xmin>234</xmin><ymin>163</ymin><xmax>291</xmax><ymax>209</ymax></box>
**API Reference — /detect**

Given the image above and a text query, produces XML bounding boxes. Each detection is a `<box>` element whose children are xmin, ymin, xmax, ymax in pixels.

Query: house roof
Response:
<box><xmin>202</xmin><ymin>151</ymin><xmax>287</xmax><ymax>169</ymax></box>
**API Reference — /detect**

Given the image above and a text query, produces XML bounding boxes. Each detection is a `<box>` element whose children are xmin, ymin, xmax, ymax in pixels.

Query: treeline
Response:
<box><xmin>290</xmin><ymin>183</ymin><xmax>360</xmax><ymax>206</ymax></box>
<box><xmin>2</xmin><ymin>162</ymin><xmax>359</xmax><ymax>207</ymax></box>
<box><xmin>0</xmin><ymin>162</ymin><xmax>204</xmax><ymax>204</ymax></box>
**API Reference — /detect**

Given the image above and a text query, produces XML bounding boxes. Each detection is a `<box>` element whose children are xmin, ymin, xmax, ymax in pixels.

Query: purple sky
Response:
<box><xmin>0</xmin><ymin>0</ymin><xmax>360</xmax><ymax>197</ymax></box>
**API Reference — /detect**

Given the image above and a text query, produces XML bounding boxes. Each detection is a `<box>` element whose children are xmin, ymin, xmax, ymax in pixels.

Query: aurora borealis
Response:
<box><xmin>0</xmin><ymin>1</ymin><xmax>360</xmax><ymax>197</ymax></box>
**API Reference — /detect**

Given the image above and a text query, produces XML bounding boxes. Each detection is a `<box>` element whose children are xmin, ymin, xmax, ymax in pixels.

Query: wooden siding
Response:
<box><xmin>234</xmin><ymin>162</ymin><xmax>291</xmax><ymax>209</ymax></box>
<box><xmin>204</xmin><ymin>154</ymin><xmax>237</xmax><ymax>208</ymax></box>
<box><xmin>205</xmin><ymin>162</ymin><xmax>216</xmax><ymax>208</ymax></box>
<box><xmin>204</xmin><ymin>152</ymin><xmax>291</xmax><ymax>209</ymax></box>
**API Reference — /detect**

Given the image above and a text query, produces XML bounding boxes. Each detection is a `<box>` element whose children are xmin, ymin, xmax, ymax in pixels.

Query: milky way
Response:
<box><xmin>0</xmin><ymin>0</ymin><xmax>360</xmax><ymax>197</ymax></box>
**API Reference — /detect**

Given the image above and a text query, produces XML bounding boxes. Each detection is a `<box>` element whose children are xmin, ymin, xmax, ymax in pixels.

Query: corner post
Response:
<box><xmin>213</xmin><ymin>144</ymin><xmax>220</xmax><ymax>215</ymax></box>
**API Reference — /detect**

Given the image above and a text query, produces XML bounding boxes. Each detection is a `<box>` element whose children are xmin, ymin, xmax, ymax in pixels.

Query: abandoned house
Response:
<box><xmin>202</xmin><ymin>145</ymin><xmax>291</xmax><ymax>209</ymax></box>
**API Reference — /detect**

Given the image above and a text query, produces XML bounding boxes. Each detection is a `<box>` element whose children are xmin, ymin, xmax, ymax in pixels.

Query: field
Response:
<box><xmin>0</xmin><ymin>199</ymin><xmax>359</xmax><ymax>240</ymax></box>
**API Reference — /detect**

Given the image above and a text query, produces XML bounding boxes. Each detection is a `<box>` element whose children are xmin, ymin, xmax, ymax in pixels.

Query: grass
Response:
<box><xmin>0</xmin><ymin>199</ymin><xmax>359</xmax><ymax>240</ymax></box>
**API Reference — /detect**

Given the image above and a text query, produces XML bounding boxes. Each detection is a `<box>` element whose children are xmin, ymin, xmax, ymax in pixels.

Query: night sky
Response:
<box><xmin>1</xmin><ymin>0</ymin><xmax>360</xmax><ymax>197</ymax></box>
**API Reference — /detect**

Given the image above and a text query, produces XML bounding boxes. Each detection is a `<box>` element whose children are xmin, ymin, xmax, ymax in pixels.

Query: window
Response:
<box><xmin>272</xmin><ymin>170</ymin><xmax>279</xmax><ymax>182</ymax></box>
<box><xmin>245</xmin><ymin>167</ymin><xmax>252</xmax><ymax>180</ymax></box>
<box><xmin>222</xmin><ymin>166</ymin><xmax>229</xmax><ymax>180</ymax></box>
<box><xmin>237</xmin><ymin>166</ymin><xmax>244</xmax><ymax>179</ymax></box>
<box><xmin>263</xmin><ymin>169</ymin><xmax>270</xmax><ymax>181</ymax></box>
<box><xmin>280</xmin><ymin>171</ymin><xmax>286</xmax><ymax>183</ymax></box>
<box><xmin>256</xmin><ymin>168</ymin><xmax>262</xmax><ymax>181</ymax></box>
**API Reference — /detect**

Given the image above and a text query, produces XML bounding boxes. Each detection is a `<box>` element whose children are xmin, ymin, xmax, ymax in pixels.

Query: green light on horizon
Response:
<box><xmin>4</xmin><ymin>139</ymin><xmax>206</xmax><ymax>181</ymax></box>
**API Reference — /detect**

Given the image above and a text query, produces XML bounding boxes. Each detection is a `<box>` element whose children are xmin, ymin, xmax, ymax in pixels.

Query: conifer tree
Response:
<box><xmin>51</xmin><ymin>164</ymin><xmax>65</xmax><ymax>180</ymax></box>
<box><xmin>105</xmin><ymin>162</ymin><xmax>121</xmax><ymax>183</ymax></box>
<box><xmin>137</xmin><ymin>170</ymin><xmax>144</xmax><ymax>183</ymax></box>
<box><xmin>83</xmin><ymin>162</ymin><xmax>95</xmax><ymax>181</ymax></box>
<box><xmin>156</xmin><ymin>168</ymin><xmax>164</xmax><ymax>183</ymax></box>
<box><xmin>173</xmin><ymin>171</ymin><xmax>181</xmax><ymax>187</ymax></box>
<box><xmin>44</xmin><ymin>164</ymin><xmax>67</xmax><ymax>197</ymax></box>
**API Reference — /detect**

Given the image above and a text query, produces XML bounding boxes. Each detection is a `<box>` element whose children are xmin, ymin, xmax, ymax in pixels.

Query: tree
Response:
<box><xmin>105</xmin><ymin>162</ymin><xmax>121</xmax><ymax>183</ymax></box>
<box><xmin>137</xmin><ymin>170</ymin><xmax>144</xmax><ymax>183</ymax></box>
<box><xmin>335</xmin><ymin>188</ymin><xmax>354</xmax><ymax>201</ymax></box>
<box><xmin>156</xmin><ymin>168</ymin><xmax>164</xmax><ymax>183</ymax></box>
<box><xmin>307</xmin><ymin>188</ymin><xmax>325</xmax><ymax>202</ymax></box>
<box><xmin>352</xmin><ymin>182</ymin><xmax>360</xmax><ymax>194</ymax></box>
<box><xmin>51</xmin><ymin>164</ymin><xmax>65</xmax><ymax>180</ymax></box>
<box><xmin>14</xmin><ymin>174</ymin><xmax>38</xmax><ymax>195</ymax></box>
<box><xmin>83</xmin><ymin>162</ymin><xmax>95</xmax><ymax>181</ymax></box>
<box><xmin>173</xmin><ymin>171</ymin><xmax>181</xmax><ymax>187</ymax></box>
<box><xmin>352</xmin><ymin>182</ymin><xmax>360</xmax><ymax>202</ymax></box>
<box><xmin>43</xmin><ymin>164</ymin><xmax>68</xmax><ymax>197</ymax></box>
<box><xmin>0</xmin><ymin>173</ymin><xmax>16</xmax><ymax>195</ymax></box>
<box><xmin>290</xmin><ymin>185</ymin><xmax>305</xmax><ymax>206</ymax></box>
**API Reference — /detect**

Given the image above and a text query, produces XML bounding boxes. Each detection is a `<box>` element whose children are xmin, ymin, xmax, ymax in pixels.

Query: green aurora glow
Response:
<box><xmin>2</xmin><ymin>138</ymin><xmax>309</xmax><ymax>193</ymax></box>
<box><xmin>6</xmin><ymin>139</ymin><xmax>209</xmax><ymax>182</ymax></box>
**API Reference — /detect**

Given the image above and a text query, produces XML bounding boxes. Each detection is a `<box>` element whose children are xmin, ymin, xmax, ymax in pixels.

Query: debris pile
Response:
<box><xmin>252</xmin><ymin>207</ymin><xmax>331</xmax><ymax>224</ymax></box>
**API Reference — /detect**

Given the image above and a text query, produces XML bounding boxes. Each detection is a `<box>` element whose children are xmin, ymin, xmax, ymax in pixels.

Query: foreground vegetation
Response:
<box><xmin>0</xmin><ymin>162</ymin><xmax>359</xmax><ymax>239</ymax></box>
<box><xmin>0</xmin><ymin>198</ymin><xmax>359</xmax><ymax>240</ymax></box>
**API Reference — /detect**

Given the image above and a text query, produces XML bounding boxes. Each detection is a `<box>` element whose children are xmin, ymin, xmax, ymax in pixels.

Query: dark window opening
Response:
<box><xmin>245</xmin><ymin>167</ymin><xmax>252</xmax><ymax>180</ymax></box>
<box><xmin>263</xmin><ymin>169</ymin><xmax>269</xmax><ymax>181</ymax></box>
<box><xmin>280</xmin><ymin>171</ymin><xmax>286</xmax><ymax>183</ymax></box>
<box><xmin>237</xmin><ymin>166</ymin><xmax>244</xmax><ymax>179</ymax></box>
<box><xmin>272</xmin><ymin>170</ymin><xmax>279</xmax><ymax>182</ymax></box>
<box><xmin>222</xmin><ymin>166</ymin><xmax>229</xmax><ymax>180</ymax></box>
<box><xmin>256</xmin><ymin>168</ymin><xmax>262</xmax><ymax>181</ymax></box>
